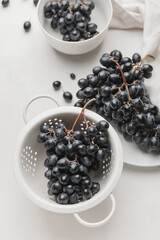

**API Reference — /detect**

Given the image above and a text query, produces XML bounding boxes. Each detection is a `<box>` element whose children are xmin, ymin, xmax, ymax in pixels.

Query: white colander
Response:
<box><xmin>13</xmin><ymin>95</ymin><xmax>123</xmax><ymax>228</ymax></box>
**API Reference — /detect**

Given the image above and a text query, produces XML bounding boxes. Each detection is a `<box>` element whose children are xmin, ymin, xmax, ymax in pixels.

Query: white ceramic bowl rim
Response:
<box><xmin>37</xmin><ymin>0</ymin><xmax>113</xmax><ymax>45</ymax></box>
<box><xmin>13</xmin><ymin>106</ymin><xmax>123</xmax><ymax>214</ymax></box>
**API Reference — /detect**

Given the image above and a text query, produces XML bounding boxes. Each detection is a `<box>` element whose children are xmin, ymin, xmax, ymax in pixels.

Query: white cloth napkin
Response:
<box><xmin>110</xmin><ymin>0</ymin><xmax>160</xmax><ymax>107</ymax></box>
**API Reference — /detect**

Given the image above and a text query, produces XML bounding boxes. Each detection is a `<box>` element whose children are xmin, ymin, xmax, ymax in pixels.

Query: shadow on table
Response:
<box><xmin>124</xmin><ymin>163</ymin><xmax>160</xmax><ymax>173</ymax></box>
<box><xmin>52</xmin><ymin>41</ymin><xmax>106</xmax><ymax>64</ymax></box>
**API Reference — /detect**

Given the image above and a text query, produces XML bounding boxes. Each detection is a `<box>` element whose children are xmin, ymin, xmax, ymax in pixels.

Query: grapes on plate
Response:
<box><xmin>74</xmin><ymin>50</ymin><xmax>160</xmax><ymax>153</ymax></box>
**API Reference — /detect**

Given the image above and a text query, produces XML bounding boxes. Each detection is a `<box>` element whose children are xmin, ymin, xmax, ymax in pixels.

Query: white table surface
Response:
<box><xmin>1</xmin><ymin>1</ymin><xmax>160</xmax><ymax>239</ymax></box>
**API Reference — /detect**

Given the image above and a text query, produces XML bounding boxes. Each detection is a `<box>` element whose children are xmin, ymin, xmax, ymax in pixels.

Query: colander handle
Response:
<box><xmin>23</xmin><ymin>95</ymin><xmax>60</xmax><ymax>124</ymax></box>
<box><xmin>74</xmin><ymin>193</ymin><xmax>116</xmax><ymax>228</ymax></box>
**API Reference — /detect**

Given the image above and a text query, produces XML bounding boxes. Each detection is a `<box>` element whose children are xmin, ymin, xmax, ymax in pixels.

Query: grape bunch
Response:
<box><xmin>37</xmin><ymin>100</ymin><xmax>111</xmax><ymax>204</ymax></box>
<box><xmin>43</xmin><ymin>0</ymin><xmax>99</xmax><ymax>42</ymax></box>
<box><xmin>75</xmin><ymin>50</ymin><xmax>160</xmax><ymax>153</ymax></box>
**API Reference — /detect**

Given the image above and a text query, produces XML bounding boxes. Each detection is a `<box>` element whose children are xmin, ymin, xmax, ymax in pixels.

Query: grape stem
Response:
<box><xmin>112</xmin><ymin>83</ymin><xmax>125</xmax><ymax>97</ymax></box>
<box><xmin>70</xmin><ymin>154</ymin><xmax>79</xmax><ymax>164</ymax></box>
<box><xmin>80</xmin><ymin>2</ymin><xmax>87</xmax><ymax>6</ymax></box>
<box><xmin>68</xmin><ymin>7</ymin><xmax>73</xmax><ymax>14</ymax></box>
<box><xmin>110</xmin><ymin>59</ymin><xmax>133</xmax><ymax>102</ymax></box>
<box><xmin>71</xmin><ymin>98</ymin><xmax>96</xmax><ymax>131</ymax></box>
<box><xmin>141</xmin><ymin>55</ymin><xmax>155</xmax><ymax>64</ymax></box>
<box><xmin>45</xmin><ymin>129</ymin><xmax>55</xmax><ymax>136</ymax></box>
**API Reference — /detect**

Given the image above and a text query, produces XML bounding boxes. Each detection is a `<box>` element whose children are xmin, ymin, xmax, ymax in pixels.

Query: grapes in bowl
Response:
<box><xmin>13</xmin><ymin>102</ymin><xmax>123</xmax><ymax>222</ymax></box>
<box><xmin>43</xmin><ymin>0</ymin><xmax>99</xmax><ymax>42</ymax></box>
<box><xmin>37</xmin><ymin>0</ymin><xmax>113</xmax><ymax>54</ymax></box>
<box><xmin>37</xmin><ymin>100</ymin><xmax>112</xmax><ymax>205</ymax></box>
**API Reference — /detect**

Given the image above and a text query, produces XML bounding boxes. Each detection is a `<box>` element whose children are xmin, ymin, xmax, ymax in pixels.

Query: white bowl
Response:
<box><xmin>37</xmin><ymin>0</ymin><xmax>113</xmax><ymax>55</ymax></box>
<box><xmin>13</xmin><ymin>95</ymin><xmax>123</xmax><ymax>227</ymax></box>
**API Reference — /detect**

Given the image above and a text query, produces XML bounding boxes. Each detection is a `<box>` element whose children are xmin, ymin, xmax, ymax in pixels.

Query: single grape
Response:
<box><xmin>91</xmin><ymin>182</ymin><xmax>100</xmax><ymax>195</ymax></box>
<box><xmin>57</xmin><ymin>157</ymin><xmax>70</xmax><ymax>170</ymax></box>
<box><xmin>82</xmin><ymin>188</ymin><xmax>92</xmax><ymax>200</ymax></box>
<box><xmin>53</xmin><ymin>80</ymin><xmax>61</xmax><ymax>89</ymax></box>
<box><xmin>132</xmin><ymin>53</ymin><xmax>141</xmax><ymax>63</ymax></box>
<box><xmin>69</xmin><ymin>192</ymin><xmax>79</xmax><ymax>204</ymax></box>
<box><xmin>44</xmin><ymin>169</ymin><xmax>53</xmax><ymax>180</ymax></box>
<box><xmin>2</xmin><ymin>0</ymin><xmax>9</xmax><ymax>7</ymax></box>
<box><xmin>24</xmin><ymin>21</ymin><xmax>31</xmax><ymax>32</ymax></box>
<box><xmin>96</xmin><ymin>120</ymin><xmax>109</xmax><ymax>132</ymax></box>
<box><xmin>70</xmin><ymin>162</ymin><xmax>79</xmax><ymax>174</ymax></box>
<box><xmin>37</xmin><ymin>133</ymin><xmax>48</xmax><ymax>143</ymax></box>
<box><xmin>80</xmin><ymin>156</ymin><xmax>92</xmax><ymax>167</ymax></box>
<box><xmin>71</xmin><ymin>174</ymin><xmax>82</xmax><ymax>184</ymax></box>
<box><xmin>57</xmin><ymin>192</ymin><xmax>69</xmax><ymax>204</ymax></box>
<box><xmin>63</xmin><ymin>184</ymin><xmax>75</xmax><ymax>195</ymax></box>
<box><xmin>59</xmin><ymin>173</ymin><xmax>70</xmax><ymax>185</ymax></box>
<box><xmin>70</xmin><ymin>73</ymin><xmax>76</xmax><ymax>80</ymax></box>
<box><xmin>63</xmin><ymin>91</ymin><xmax>73</xmax><ymax>101</ymax></box>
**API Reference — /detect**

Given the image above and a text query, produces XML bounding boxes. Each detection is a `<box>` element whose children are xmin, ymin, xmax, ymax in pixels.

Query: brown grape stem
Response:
<box><xmin>111</xmin><ymin>59</ymin><xmax>133</xmax><ymax>102</ymax></box>
<box><xmin>71</xmin><ymin>98</ymin><xmax>96</xmax><ymax>132</ymax></box>
<box><xmin>68</xmin><ymin>7</ymin><xmax>73</xmax><ymax>14</ymax></box>
<box><xmin>113</xmin><ymin>83</ymin><xmax>125</xmax><ymax>97</ymax></box>
<box><xmin>141</xmin><ymin>54</ymin><xmax>155</xmax><ymax>63</ymax></box>
<box><xmin>80</xmin><ymin>2</ymin><xmax>87</xmax><ymax>6</ymax></box>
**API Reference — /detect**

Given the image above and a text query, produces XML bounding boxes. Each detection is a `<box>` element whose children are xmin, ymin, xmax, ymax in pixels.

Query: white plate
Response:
<box><xmin>116</xmin><ymin>131</ymin><xmax>160</xmax><ymax>167</ymax></box>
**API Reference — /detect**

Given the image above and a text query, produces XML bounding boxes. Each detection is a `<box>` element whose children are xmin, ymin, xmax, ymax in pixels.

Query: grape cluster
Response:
<box><xmin>37</xmin><ymin>102</ymin><xmax>111</xmax><ymax>204</ymax></box>
<box><xmin>43</xmin><ymin>0</ymin><xmax>99</xmax><ymax>42</ymax></box>
<box><xmin>75</xmin><ymin>50</ymin><xmax>160</xmax><ymax>153</ymax></box>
